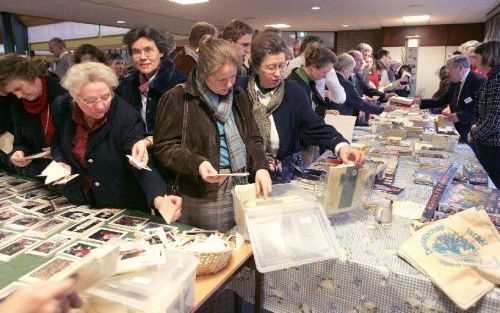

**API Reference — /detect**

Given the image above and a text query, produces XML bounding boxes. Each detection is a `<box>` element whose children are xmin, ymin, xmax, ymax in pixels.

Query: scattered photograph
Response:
<box><xmin>63</xmin><ymin>219</ymin><xmax>102</xmax><ymax>237</ymax></box>
<box><xmin>109</xmin><ymin>215</ymin><xmax>149</xmax><ymax>230</ymax></box>
<box><xmin>58</xmin><ymin>209</ymin><xmax>92</xmax><ymax>221</ymax></box>
<box><xmin>28</xmin><ymin>218</ymin><xmax>68</xmax><ymax>238</ymax></box>
<box><xmin>0</xmin><ymin>237</ymin><xmax>40</xmax><ymax>261</ymax></box>
<box><xmin>8</xmin><ymin>181</ymin><xmax>39</xmax><ymax>194</ymax></box>
<box><xmin>373</xmin><ymin>183</ymin><xmax>405</xmax><ymax>195</ymax></box>
<box><xmin>0</xmin><ymin>208</ymin><xmax>19</xmax><ymax>223</ymax></box>
<box><xmin>93</xmin><ymin>208</ymin><xmax>124</xmax><ymax>221</ymax></box>
<box><xmin>28</xmin><ymin>235</ymin><xmax>74</xmax><ymax>257</ymax></box>
<box><xmin>14</xmin><ymin>199</ymin><xmax>51</xmax><ymax>214</ymax></box>
<box><xmin>20</xmin><ymin>256</ymin><xmax>75</xmax><ymax>283</ymax></box>
<box><xmin>141</xmin><ymin>222</ymin><xmax>178</xmax><ymax>234</ymax></box>
<box><xmin>0</xmin><ymin>189</ymin><xmax>15</xmax><ymax>201</ymax></box>
<box><xmin>33</xmin><ymin>205</ymin><xmax>57</xmax><ymax>216</ymax></box>
<box><xmin>5</xmin><ymin>215</ymin><xmax>45</xmax><ymax>231</ymax></box>
<box><xmin>60</xmin><ymin>241</ymin><xmax>100</xmax><ymax>258</ymax></box>
<box><xmin>50</xmin><ymin>197</ymin><xmax>75</xmax><ymax>211</ymax></box>
<box><xmin>0</xmin><ymin>200</ymin><xmax>13</xmax><ymax>209</ymax></box>
<box><xmin>17</xmin><ymin>188</ymin><xmax>52</xmax><ymax>200</ymax></box>
<box><xmin>87</xmin><ymin>228</ymin><xmax>126</xmax><ymax>243</ymax></box>
<box><xmin>0</xmin><ymin>229</ymin><xmax>19</xmax><ymax>246</ymax></box>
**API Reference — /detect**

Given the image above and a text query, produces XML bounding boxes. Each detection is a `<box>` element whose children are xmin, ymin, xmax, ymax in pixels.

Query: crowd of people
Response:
<box><xmin>0</xmin><ymin>17</ymin><xmax>499</xmax><ymax>313</ymax></box>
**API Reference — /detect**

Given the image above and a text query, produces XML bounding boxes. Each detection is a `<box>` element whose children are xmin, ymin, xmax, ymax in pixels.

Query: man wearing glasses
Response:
<box><xmin>222</xmin><ymin>19</ymin><xmax>254</xmax><ymax>77</ymax></box>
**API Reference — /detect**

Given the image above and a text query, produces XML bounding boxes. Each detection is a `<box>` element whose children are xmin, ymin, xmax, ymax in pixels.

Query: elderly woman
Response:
<box><xmin>238</xmin><ymin>33</ymin><xmax>364</xmax><ymax>183</ymax></box>
<box><xmin>0</xmin><ymin>54</ymin><xmax>67</xmax><ymax>176</ymax></box>
<box><xmin>469</xmin><ymin>40</ymin><xmax>500</xmax><ymax>188</ymax></box>
<box><xmin>51</xmin><ymin>62</ymin><xmax>181</xmax><ymax>216</ymax></box>
<box><xmin>335</xmin><ymin>53</ymin><xmax>394</xmax><ymax>118</ymax></box>
<box><xmin>154</xmin><ymin>36</ymin><xmax>271</xmax><ymax>232</ymax></box>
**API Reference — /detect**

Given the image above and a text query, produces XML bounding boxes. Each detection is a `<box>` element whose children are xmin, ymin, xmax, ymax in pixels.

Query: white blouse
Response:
<box><xmin>254</xmin><ymin>84</ymin><xmax>280</xmax><ymax>157</ymax></box>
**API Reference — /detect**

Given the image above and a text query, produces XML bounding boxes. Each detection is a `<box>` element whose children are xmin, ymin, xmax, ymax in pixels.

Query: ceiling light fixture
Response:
<box><xmin>311</xmin><ymin>6</ymin><xmax>320</xmax><ymax>10</ymax></box>
<box><xmin>265</xmin><ymin>23</ymin><xmax>290</xmax><ymax>29</ymax></box>
<box><xmin>116</xmin><ymin>20</ymin><xmax>126</xmax><ymax>24</ymax></box>
<box><xmin>402</xmin><ymin>15</ymin><xmax>430</xmax><ymax>24</ymax></box>
<box><xmin>169</xmin><ymin>0</ymin><xmax>209</xmax><ymax>4</ymax></box>
<box><xmin>341</xmin><ymin>24</ymin><xmax>349</xmax><ymax>27</ymax></box>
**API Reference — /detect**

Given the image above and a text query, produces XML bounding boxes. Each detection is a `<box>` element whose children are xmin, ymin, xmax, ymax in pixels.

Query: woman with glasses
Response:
<box><xmin>154</xmin><ymin>36</ymin><xmax>271</xmax><ymax>232</ymax></box>
<box><xmin>238</xmin><ymin>33</ymin><xmax>364</xmax><ymax>183</ymax></box>
<box><xmin>50</xmin><ymin>62</ymin><xmax>182</xmax><ymax>216</ymax></box>
<box><xmin>0</xmin><ymin>54</ymin><xmax>67</xmax><ymax>177</ymax></box>
<box><xmin>117</xmin><ymin>26</ymin><xmax>186</xmax><ymax>166</ymax></box>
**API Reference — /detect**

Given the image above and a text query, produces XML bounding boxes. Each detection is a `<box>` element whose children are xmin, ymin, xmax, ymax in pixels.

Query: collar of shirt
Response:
<box><xmin>460</xmin><ymin>69</ymin><xmax>470</xmax><ymax>84</ymax></box>
<box><xmin>296</xmin><ymin>67</ymin><xmax>312</xmax><ymax>84</ymax></box>
<box><xmin>59</xmin><ymin>50</ymin><xmax>69</xmax><ymax>60</ymax></box>
<box><xmin>254</xmin><ymin>83</ymin><xmax>277</xmax><ymax>106</ymax></box>
<box><xmin>184</xmin><ymin>45</ymin><xmax>199</xmax><ymax>62</ymax></box>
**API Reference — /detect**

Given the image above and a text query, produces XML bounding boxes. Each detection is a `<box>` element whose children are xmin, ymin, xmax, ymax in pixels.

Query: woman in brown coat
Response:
<box><xmin>154</xmin><ymin>35</ymin><xmax>271</xmax><ymax>232</ymax></box>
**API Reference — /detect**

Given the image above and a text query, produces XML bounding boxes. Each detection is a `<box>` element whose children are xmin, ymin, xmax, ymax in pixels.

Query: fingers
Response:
<box><xmin>339</xmin><ymin>149</ymin><xmax>349</xmax><ymax>164</ymax></box>
<box><xmin>40</xmin><ymin>277</ymin><xmax>78</xmax><ymax>300</ymax></box>
<box><xmin>11</xmin><ymin>151</ymin><xmax>31</xmax><ymax>167</ymax></box>
<box><xmin>67</xmin><ymin>291</ymin><xmax>83</xmax><ymax>309</ymax></box>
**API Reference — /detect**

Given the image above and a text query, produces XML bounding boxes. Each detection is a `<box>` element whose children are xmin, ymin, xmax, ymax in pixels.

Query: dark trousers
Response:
<box><xmin>476</xmin><ymin>143</ymin><xmax>500</xmax><ymax>188</ymax></box>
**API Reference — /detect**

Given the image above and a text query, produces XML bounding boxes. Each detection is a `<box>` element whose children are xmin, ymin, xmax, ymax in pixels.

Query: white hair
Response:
<box><xmin>334</xmin><ymin>53</ymin><xmax>356</xmax><ymax>71</ymax></box>
<box><xmin>61</xmin><ymin>62</ymin><xmax>118</xmax><ymax>98</ymax></box>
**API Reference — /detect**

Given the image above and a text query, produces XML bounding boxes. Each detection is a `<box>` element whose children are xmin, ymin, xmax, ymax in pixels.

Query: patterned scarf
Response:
<box><xmin>247</xmin><ymin>75</ymin><xmax>285</xmax><ymax>155</ymax></box>
<box><xmin>195</xmin><ymin>72</ymin><xmax>248</xmax><ymax>174</ymax></box>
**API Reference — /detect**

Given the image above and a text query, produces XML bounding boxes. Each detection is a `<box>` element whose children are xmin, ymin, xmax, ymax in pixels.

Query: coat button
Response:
<box><xmin>88</xmin><ymin>159</ymin><xmax>93</xmax><ymax>163</ymax></box>
<box><xmin>94</xmin><ymin>182</ymin><xmax>100</xmax><ymax>187</ymax></box>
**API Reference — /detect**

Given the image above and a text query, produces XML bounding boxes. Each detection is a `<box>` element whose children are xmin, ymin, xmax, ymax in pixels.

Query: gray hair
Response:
<box><xmin>447</xmin><ymin>54</ymin><xmax>470</xmax><ymax>69</ymax></box>
<box><xmin>356</xmin><ymin>43</ymin><xmax>373</xmax><ymax>53</ymax></box>
<box><xmin>334</xmin><ymin>53</ymin><xmax>356</xmax><ymax>71</ymax></box>
<box><xmin>61</xmin><ymin>62</ymin><xmax>118</xmax><ymax>98</ymax></box>
<box><xmin>459</xmin><ymin>40</ymin><xmax>480</xmax><ymax>54</ymax></box>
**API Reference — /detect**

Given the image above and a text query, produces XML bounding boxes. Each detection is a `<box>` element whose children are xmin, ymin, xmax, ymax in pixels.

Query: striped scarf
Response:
<box><xmin>195</xmin><ymin>72</ymin><xmax>248</xmax><ymax>174</ymax></box>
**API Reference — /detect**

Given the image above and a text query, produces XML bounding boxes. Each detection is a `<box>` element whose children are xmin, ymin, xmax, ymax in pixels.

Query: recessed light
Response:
<box><xmin>341</xmin><ymin>24</ymin><xmax>349</xmax><ymax>27</ymax></box>
<box><xmin>169</xmin><ymin>0</ymin><xmax>209</xmax><ymax>4</ymax></box>
<box><xmin>403</xmin><ymin>15</ymin><xmax>430</xmax><ymax>24</ymax></box>
<box><xmin>265</xmin><ymin>24</ymin><xmax>290</xmax><ymax>29</ymax></box>
<box><xmin>116</xmin><ymin>20</ymin><xmax>126</xmax><ymax>24</ymax></box>
<box><xmin>311</xmin><ymin>6</ymin><xmax>320</xmax><ymax>10</ymax></box>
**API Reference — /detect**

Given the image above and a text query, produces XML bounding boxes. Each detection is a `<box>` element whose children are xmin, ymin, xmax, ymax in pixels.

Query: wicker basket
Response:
<box><xmin>193</xmin><ymin>248</ymin><xmax>232</xmax><ymax>276</ymax></box>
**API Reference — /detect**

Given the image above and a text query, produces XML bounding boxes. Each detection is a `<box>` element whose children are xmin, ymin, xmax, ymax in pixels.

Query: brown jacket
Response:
<box><xmin>154</xmin><ymin>73</ymin><xmax>268</xmax><ymax>199</ymax></box>
<box><xmin>173</xmin><ymin>49</ymin><xmax>197</xmax><ymax>76</ymax></box>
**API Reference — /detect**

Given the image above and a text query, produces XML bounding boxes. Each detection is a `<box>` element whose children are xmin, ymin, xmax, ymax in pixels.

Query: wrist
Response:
<box><xmin>144</xmin><ymin>136</ymin><xmax>153</xmax><ymax>148</ymax></box>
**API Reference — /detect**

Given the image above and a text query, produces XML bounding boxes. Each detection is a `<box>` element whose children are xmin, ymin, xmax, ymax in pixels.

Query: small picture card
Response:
<box><xmin>24</xmin><ymin>150</ymin><xmax>50</xmax><ymax>160</ymax></box>
<box><xmin>373</xmin><ymin>183</ymin><xmax>405</xmax><ymax>195</ymax></box>
<box><xmin>0</xmin><ymin>199</ymin><xmax>13</xmax><ymax>210</ymax></box>
<box><xmin>0</xmin><ymin>281</ymin><xmax>28</xmax><ymax>300</ymax></box>
<box><xmin>13</xmin><ymin>199</ymin><xmax>51</xmax><ymax>214</ymax></box>
<box><xmin>87</xmin><ymin>228</ymin><xmax>127</xmax><ymax>243</ymax></box>
<box><xmin>126</xmin><ymin>154</ymin><xmax>152</xmax><ymax>171</ymax></box>
<box><xmin>60</xmin><ymin>241</ymin><xmax>100</xmax><ymax>259</ymax></box>
<box><xmin>20</xmin><ymin>256</ymin><xmax>76</xmax><ymax>283</ymax></box>
<box><xmin>7</xmin><ymin>181</ymin><xmax>39</xmax><ymax>194</ymax></box>
<box><xmin>109</xmin><ymin>215</ymin><xmax>149</xmax><ymax>230</ymax></box>
<box><xmin>4</xmin><ymin>178</ymin><xmax>29</xmax><ymax>187</ymax></box>
<box><xmin>16</xmin><ymin>188</ymin><xmax>52</xmax><ymax>200</ymax></box>
<box><xmin>27</xmin><ymin>234</ymin><xmax>75</xmax><ymax>257</ymax></box>
<box><xmin>0</xmin><ymin>237</ymin><xmax>40</xmax><ymax>261</ymax></box>
<box><xmin>142</xmin><ymin>227</ymin><xmax>169</xmax><ymax>247</ymax></box>
<box><xmin>58</xmin><ymin>209</ymin><xmax>93</xmax><ymax>221</ymax></box>
<box><xmin>183</xmin><ymin>229</ymin><xmax>219</xmax><ymax>237</ymax></box>
<box><xmin>28</xmin><ymin>218</ymin><xmax>68</xmax><ymax>238</ymax></box>
<box><xmin>0</xmin><ymin>189</ymin><xmax>15</xmax><ymax>201</ymax></box>
<box><xmin>115</xmin><ymin>241</ymin><xmax>166</xmax><ymax>275</ymax></box>
<box><xmin>0</xmin><ymin>229</ymin><xmax>19</xmax><ymax>246</ymax></box>
<box><xmin>62</xmin><ymin>219</ymin><xmax>102</xmax><ymax>237</ymax></box>
<box><xmin>50</xmin><ymin>196</ymin><xmax>76</xmax><ymax>211</ymax></box>
<box><xmin>0</xmin><ymin>208</ymin><xmax>20</xmax><ymax>223</ymax></box>
<box><xmin>33</xmin><ymin>205</ymin><xmax>58</xmax><ymax>217</ymax></box>
<box><xmin>4</xmin><ymin>215</ymin><xmax>45</xmax><ymax>231</ymax></box>
<box><xmin>93</xmin><ymin>208</ymin><xmax>125</xmax><ymax>221</ymax></box>
<box><xmin>141</xmin><ymin>222</ymin><xmax>178</xmax><ymax>234</ymax></box>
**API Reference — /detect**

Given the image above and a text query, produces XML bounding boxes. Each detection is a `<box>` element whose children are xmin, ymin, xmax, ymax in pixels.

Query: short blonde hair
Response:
<box><xmin>459</xmin><ymin>40</ymin><xmax>480</xmax><ymax>55</ymax></box>
<box><xmin>334</xmin><ymin>53</ymin><xmax>356</xmax><ymax>72</ymax></box>
<box><xmin>61</xmin><ymin>62</ymin><xmax>118</xmax><ymax>98</ymax></box>
<box><xmin>197</xmin><ymin>35</ymin><xmax>240</xmax><ymax>77</ymax></box>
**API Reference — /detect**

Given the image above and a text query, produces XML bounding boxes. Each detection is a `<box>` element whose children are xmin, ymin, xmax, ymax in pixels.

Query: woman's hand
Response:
<box><xmin>199</xmin><ymin>161</ymin><xmax>224</xmax><ymax>183</ymax></box>
<box><xmin>325</xmin><ymin>109</ymin><xmax>340</xmax><ymax>115</ymax></box>
<box><xmin>255</xmin><ymin>169</ymin><xmax>272</xmax><ymax>198</ymax></box>
<box><xmin>57</xmin><ymin>162</ymin><xmax>72</xmax><ymax>174</ymax></box>
<box><xmin>42</xmin><ymin>147</ymin><xmax>52</xmax><ymax>159</ymax></box>
<box><xmin>383</xmin><ymin>104</ymin><xmax>395</xmax><ymax>112</ymax></box>
<box><xmin>154</xmin><ymin>195</ymin><xmax>182</xmax><ymax>222</ymax></box>
<box><xmin>130</xmin><ymin>139</ymin><xmax>150</xmax><ymax>169</ymax></box>
<box><xmin>11</xmin><ymin>150</ymin><xmax>31</xmax><ymax>168</ymax></box>
<box><xmin>338</xmin><ymin>146</ymin><xmax>365</xmax><ymax>165</ymax></box>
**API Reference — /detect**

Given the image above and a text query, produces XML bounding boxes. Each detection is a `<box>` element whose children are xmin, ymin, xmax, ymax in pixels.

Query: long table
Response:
<box><xmin>232</xmin><ymin>129</ymin><xmax>500</xmax><ymax>313</ymax></box>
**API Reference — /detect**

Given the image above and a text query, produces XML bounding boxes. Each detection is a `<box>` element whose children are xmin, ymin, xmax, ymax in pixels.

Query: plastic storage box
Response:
<box><xmin>86</xmin><ymin>251</ymin><xmax>198</xmax><ymax>313</ymax></box>
<box><xmin>233</xmin><ymin>183</ymin><xmax>318</xmax><ymax>240</ymax></box>
<box><xmin>245</xmin><ymin>201</ymin><xmax>344</xmax><ymax>273</ymax></box>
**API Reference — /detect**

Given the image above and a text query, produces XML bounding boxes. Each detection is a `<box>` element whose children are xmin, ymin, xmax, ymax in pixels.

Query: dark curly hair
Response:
<box><xmin>0</xmin><ymin>54</ymin><xmax>43</xmax><ymax>91</ymax></box>
<box><xmin>73</xmin><ymin>44</ymin><xmax>106</xmax><ymax>64</ymax></box>
<box><xmin>123</xmin><ymin>26</ymin><xmax>169</xmax><ymax>57</ymax></box>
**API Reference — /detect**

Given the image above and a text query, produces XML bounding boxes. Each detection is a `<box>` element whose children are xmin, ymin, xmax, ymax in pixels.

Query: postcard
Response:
<box><xmin>0</xmin><ymin>237</ymin><xmax>40</xmax><ymax>261</ymax></box>
<box><xmin>32</xmin><ymin>205</ymin><xmax>58</xmax><ymax>217</ymax></box>
<box><xmin>0</xmin><ymin>189</ymin><xmax>15</xmax><ymax>201</ymax></box>
<box><xmin>27</xmin><ymin>235</ymin><xmax>75</xmax><ymax>257</ymax></box>
<box><xmin>140</xmin><ymin>222</ymin><xmax>178</xmax><ymax>234</ymax></box>
<box><xmin>126</xmin><ymin>154</ymin><xmax>152</xmax><ymax>171</ymax></box>
<box><xmin>373</xmin><ymin>183</ymin><xmax>405</xmax><ymax>195</ymax></box>
<box><xmin>62</xmin><ymin>219</ymin><xmax>102</xmax><ymax>237</ymax></box>
<box><xmin>28</xmin><ymin>218</ymin><xmax>68</xmax><ymax>238</ymax></box>
<box><xmin>115</xmin><ymin>241</ymin><xmax>166</xmax><ymax>275</ymax></box>
<box><xmin>142</xmin><ymin>227</ymin><xmax>169</xmax><ymax>247</ymax></box>
<box><xmin>158</xmin><ymin>196</ymin><xmax>177</xmax><ymax>224</ymax></box>
<box><xmin>0</xmin><ymin>200</ymin><xmax>13</xmax><ymax>209</ymax></box>
<box><xmin>4</xmin><ymin>215</ymin><xmax>45</xmax><ymax>231</ymax></box>
<box><xmin>60</xmin><ymin>241</ymin><xmax>100</xmax><ymax>259</ymax></box>
<box><xmin>93</xmin><ymin>208</ymin><xmax>124</xmax><ymax>221</ymax></box>
<box><xmin>14</xmin><ymin>199</ymin><xmax>51</xmax><ymax>214</ymax></box>
<box><xmin>50</xmin><ymin>196</ymin><xmax>75</xmax><ymax>211</ymax></box>
<box><xmin>20</xmin><ymin>256</ymin><xmax>76</xmax><ymax>283</ymax></box>
<box><xmin>16</xmin><ymin>188</ymin><xmax>52</xmax><ymax>200</ymax></box>
<box><xmin>0</xmin><ymin>208</ymin><xmax>20</xmax><ymax>223</ymax></box>
<box><xmin>109</xmin><ymin>215</ymin><xmax>149</xmax><ymax>230</ymax></box>
<box><xmin>39</xmin><ymin>161</ymin><xmax>71</xmax><ymax>185</ymax></box>
<box><xmin>86</xmin><ymin>228</ymin><xmax>126</xmax><ymax>243</ymax></box>
<box><xmin>7</xmin><ymin>181</ymin><xmax>39</xmax><ymax>194</ymax></box>
<box><xmin>0</xmin><ymin>229</ymin><xmax>19</xmax><ymax>246</ymax></box>
<box><xmin>58</xmin><ymin>209</ymin><xmax>93</xmax><ymax>221</ymax></box>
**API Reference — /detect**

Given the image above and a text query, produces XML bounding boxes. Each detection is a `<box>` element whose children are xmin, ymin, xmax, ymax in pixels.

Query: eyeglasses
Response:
<box><xmin>78</xmin><ymin>92</ymin><xmax>114</xmax><ymax>106</ymax></box>
<box><xmin>131</xmin><ymin>47</ymin><xmax>157</xmax><ymax>58</ymax></box>
<box><xmin>262</xmin><ymin>63</ymin><xmax>287</xmax><ymax>73</ymax></box>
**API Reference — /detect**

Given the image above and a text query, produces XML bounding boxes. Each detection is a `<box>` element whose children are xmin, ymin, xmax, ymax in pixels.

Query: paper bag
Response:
<box><xmin>399</xmin><ymin>208</ymin><xmax>499</xmax><ymax>310</ymax></box>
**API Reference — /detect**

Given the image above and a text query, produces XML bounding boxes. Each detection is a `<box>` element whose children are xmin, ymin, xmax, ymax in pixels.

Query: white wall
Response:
<box><xmin>383</xmin><ymin>46</ymin><xmax>459</xmax><ymax>97</ymax></box>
